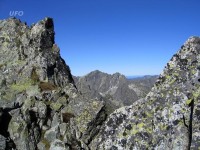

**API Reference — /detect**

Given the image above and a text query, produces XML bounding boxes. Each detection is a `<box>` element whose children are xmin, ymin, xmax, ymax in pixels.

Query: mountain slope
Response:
<box><xmin>74</xmin><ymin>71</ymin><xmax>157</xmax><ymax>113</ymax></box>
<box><xmin>128</xmin><ymin>75</ymin><xmax>158</xmax><ymax>98</ymax></box>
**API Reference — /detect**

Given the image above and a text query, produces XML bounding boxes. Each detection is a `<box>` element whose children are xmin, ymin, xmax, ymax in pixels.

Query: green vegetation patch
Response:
<box><xmin>50</xmin><ymin>102</ymin><xmax>63</xmax><ymax>111</ymax></box>
<box><xmin>76</xmin><ymin>109</ymin><xmax>92</xmax><ymax>132</ymax></box>
<box><xmin>11</xmin><ymin>79</ymin><xmax>34</xmax><ymax>93</ymax></box>
<box><xmin>0</xmin><ymin>63</ymin><xmax>4</xmax><ymax>69</ymax></box>
<box><xmin>41</xmin><ymin>131</ymin><xmax>50</xmax><ymax>149</ymax></box>
<box><xmin>31</xmin><ymin>67</ymin><xmax>40</xmax><ymax>84</ymax></box>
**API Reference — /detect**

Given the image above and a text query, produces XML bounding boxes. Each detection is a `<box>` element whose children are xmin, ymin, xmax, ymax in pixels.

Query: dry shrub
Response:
<box><xmin>62</xmin><ymin>113</ymin><xmax>75</xmax><ymax>123</ymax></box>
<box><xmin>0</xmin><ymin>64</ymin><xmax>4</xmax><ymax>69</ymax></box>
<box><xmin>31</xmin><ymin>67</ymin><xmax>40</xmax><ymax>83</ymax></box>
<box><xmin>39</xmin><ymin>82</ymin><xmax>56</xmax><ymax>91</ymax></box>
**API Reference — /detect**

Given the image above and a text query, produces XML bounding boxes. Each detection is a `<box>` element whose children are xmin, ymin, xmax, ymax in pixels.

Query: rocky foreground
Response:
<box><xmin>90</xmin><ymin>37</ymin><xmax>200</xmax><ymax>149</ymax></box>
<box><xmin>0</xmin><ymin>18</ymin><xmax>200</xmax><ymax>150</ymax></box>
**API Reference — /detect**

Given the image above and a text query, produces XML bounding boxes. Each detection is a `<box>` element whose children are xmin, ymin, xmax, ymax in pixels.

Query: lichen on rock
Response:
<box><xmin>0</xmin><ymin>17</ymin><xmax>106</xmax><ymax>149</ymax></box>
<box><xmin>90</xmin><ymin>37</ymin><xmax>200</xmax><ymax>150</ymax></box>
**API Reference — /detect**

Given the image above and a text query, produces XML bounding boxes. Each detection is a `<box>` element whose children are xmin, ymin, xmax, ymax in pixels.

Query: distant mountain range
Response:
<box><xmin>126</xmin><ymin>75</ymin><xmax>158</xmax><ymax>79</ymax></box>
<box><xmin>73</xmin><ymin>70</ymin><xmax>158</xmax><ymax>114</ymax></box>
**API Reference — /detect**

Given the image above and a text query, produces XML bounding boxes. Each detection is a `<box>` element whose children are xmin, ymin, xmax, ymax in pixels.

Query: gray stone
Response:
<box><xmin>44</xmin><ymin>125</ymin><xmax>60</xmax><ymax>143</ymax></box>
<box><xmin>59</xmin><ymin>123</ymin><xmax>67</xmax><ymax>136</ymax></box>
<box><xmin>37</xmin><ymin>142</ymin><xmax>46</xmax><ymax>150</ymax></box>
<box><xmin>0</xmin><ymin>135</ymin><xmax>6</xmax><ymax>150</ymax></box>
<box><xmin>50</xmin><ymin>139</ymin><xmax>68</xmax><ymax>150</ymax></box>
<box><xmin>37</xmin><ymin>101</ymin><xmax>47</xmax><ymax>119</ymax></box>
<box><xmin>51</xmin><ymin>112</ymin><xmax>60</xmax><ymax>127</ymax></box>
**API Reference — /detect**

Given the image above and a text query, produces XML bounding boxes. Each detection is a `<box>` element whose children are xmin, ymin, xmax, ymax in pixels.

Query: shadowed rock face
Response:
<box><xmin>74</xmin><ymin>71</ymin><xmax>157</xmax><ymax>114</ymax></box>
<box><xmin>0</xmin><ymin>18</ymin><xmax>106</xmax><ymax>150</ymax></box>
<box><xmin>90</xmin><ymin>37</ymin><xmax>200</xmax><ymax>149</ymax></box>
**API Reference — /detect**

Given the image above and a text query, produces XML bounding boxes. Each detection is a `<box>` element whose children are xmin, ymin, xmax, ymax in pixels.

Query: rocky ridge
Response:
<box><xmin>90</xmin><ymin>37</ymin><xmax>200</xmax><ymax>149</ymax></box>
<box><xmin>0</xmin><ymin>18</ymin><xmax>106</xmax><ymax>150</ymax></box>
<box><xmin>0</xmin><ymin>17</ymin><xmax>200</xmax><ymax>150</ymax></box>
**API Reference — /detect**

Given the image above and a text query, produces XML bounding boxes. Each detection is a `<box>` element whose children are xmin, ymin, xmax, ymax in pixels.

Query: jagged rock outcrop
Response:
<box><xmin>90</xmin><ymin>37</ymin><xmax>200</xmax><ymax>149</ymax></box>
<box><xmin>74</xmin><ymin>71</ymin><xmax>157</xmax><ymax>114</ymax></box>
<box><xmin>0</xmin><ymin>18</ymin><xmax>106</xmax><ymax>150</ymax></box>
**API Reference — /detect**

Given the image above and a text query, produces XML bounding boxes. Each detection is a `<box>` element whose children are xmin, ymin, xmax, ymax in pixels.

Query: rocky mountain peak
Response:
<box><xmin>90</xmin><ymin>36</ymin><xmax>200</xmax><ymax>149</ymax></box>
<box><xmin>30</xmin><ymin>17</ymin><xmax>55</xmax><ymax>49</ymax></box>
<box><xmin>0</xmin><ymin>17</ymin><xmax>74</xmax><ymax>91</ymax></box>
<box><xmin>0</xmin><ymin>18</ymin><xmax>106</xmax><ymax>149</ymax></box>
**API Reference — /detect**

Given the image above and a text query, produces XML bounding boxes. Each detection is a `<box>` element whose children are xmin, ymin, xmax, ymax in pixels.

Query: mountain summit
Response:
<box><xmin>74</xmin><ymin>70</ymin><xmax>157</xmax><ymax>114</ymax></box>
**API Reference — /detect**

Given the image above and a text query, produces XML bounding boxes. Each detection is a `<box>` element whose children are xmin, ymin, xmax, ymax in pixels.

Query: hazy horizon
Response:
<box><xmin>1</xmin><ymin>0</ymin><xmax>200</xmax><ymax>76</ymax></box>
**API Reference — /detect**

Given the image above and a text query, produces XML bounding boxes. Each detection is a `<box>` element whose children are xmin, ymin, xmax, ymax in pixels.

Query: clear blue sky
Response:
<box><xmin>1</xmin><ymin>0</ymin><xmax>200</xmax><ymax>76</ymax></box>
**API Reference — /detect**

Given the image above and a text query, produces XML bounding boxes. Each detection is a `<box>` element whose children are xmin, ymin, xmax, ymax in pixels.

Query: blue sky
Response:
<box><xmin>0</xmin><ymin>0</ymin><xmax>200</xmax><ymax>76</ymax></box>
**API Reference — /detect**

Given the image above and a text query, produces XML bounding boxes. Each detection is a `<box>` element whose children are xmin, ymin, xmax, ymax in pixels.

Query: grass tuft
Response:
<box><xmin>39</xmin><ymin>82</ymin><xmax>56</xmax><ymax>91</ymax></box>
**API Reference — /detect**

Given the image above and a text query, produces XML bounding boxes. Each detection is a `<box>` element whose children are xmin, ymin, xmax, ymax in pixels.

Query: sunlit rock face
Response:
<box><xmin>90</xmin><ymin>37</ymin><xmax>200</xmax><ymax>150</ymax></box>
